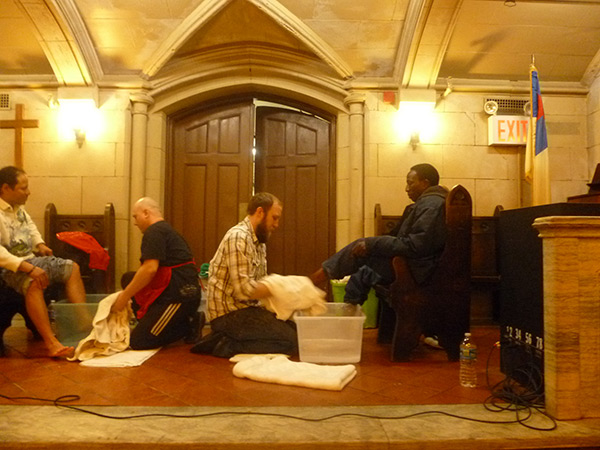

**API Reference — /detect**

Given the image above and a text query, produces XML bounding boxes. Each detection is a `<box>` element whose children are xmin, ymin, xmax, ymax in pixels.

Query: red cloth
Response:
<box><xmin>134</xmin><ymin>266</ymin><xmax>172</xmax><ymax>319</ymax></box>
<box><xmin>56</xmin><ymin>231</ymin><xmax>110</xmax><ymax>271</ymax></box>
<box><xmin>133</xmin><ymin>261</ymin><xmax>195</xmax><ymax>319</ymax></box>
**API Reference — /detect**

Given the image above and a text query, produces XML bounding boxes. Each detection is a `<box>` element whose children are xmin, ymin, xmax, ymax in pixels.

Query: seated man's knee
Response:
<box><xmin>69</xmin><ymin>261</ymin><xmax>82</xmax><ymax>277</ymax></box>
<box><xmin>24</xmin><ymin>280</ymin><xmax>45</xmax><ymax>300</ymax></box>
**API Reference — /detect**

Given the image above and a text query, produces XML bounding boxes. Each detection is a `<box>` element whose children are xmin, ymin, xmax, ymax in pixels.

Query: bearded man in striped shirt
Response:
<box><xmin>191</xmin><ymin>192</ymin><xmax>297</xmax><ymax>358</ymax></box>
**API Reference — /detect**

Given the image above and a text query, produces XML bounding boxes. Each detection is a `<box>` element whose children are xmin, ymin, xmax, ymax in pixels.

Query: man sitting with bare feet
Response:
<box><xmin>0</xmin><ymin>166</ymin><xmax>86</xmax><ymax>358</ymax></box>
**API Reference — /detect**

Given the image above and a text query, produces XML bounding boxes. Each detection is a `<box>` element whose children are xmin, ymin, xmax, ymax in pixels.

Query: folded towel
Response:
<box><xmin>260</xmin><ymin>274</ymin><xmax>327</xmax><ymax>321</ymax></box>
<box><xmin>68</xmin><ymin>292</ymin><xmax>133</xmax><ymax>362</ymax></box>
<box><xmin>80</xmin><ymin>348</ymin><xmax>160</xmax><ymax>367</ymax></box>
<box><xmin>232</xmin><ymin>354</ymin><xmax>356</xmax><ymax>391</ymax></box>
<box><xmin>229</xmin><ymin>353</ymin><xmax>289</xmax><ymax>363</ymax></box>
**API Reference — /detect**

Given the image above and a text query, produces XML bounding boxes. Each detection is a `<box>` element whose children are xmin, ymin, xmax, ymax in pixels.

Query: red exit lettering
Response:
<box><xmin>497</xmin><ymin>118</ymin><xmax>528</xmax><ymax>143</ymax></box>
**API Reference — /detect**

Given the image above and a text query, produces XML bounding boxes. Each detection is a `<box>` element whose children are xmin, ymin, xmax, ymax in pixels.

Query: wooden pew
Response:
<box><xmin>44</xmin><ymin>202</ymin><xmax>115</xmax><ymax>294</ymax></box>
<box><xmin>375</xmin><ymin>185</ymin><xmax>472</xmax><ymax>361</ymax></box>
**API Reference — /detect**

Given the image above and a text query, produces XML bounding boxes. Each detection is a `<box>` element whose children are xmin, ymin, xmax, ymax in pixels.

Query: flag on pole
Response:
<box><xmin>525</xmin><ymin>63</ymin><xmax>551</xmax><ymax>205</ymax></box>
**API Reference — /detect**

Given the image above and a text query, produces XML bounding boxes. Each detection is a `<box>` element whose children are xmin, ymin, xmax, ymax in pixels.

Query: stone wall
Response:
<box><xmin>0</xmin><ymin>88</ymin><xmax>133</xmax><ymax>282</ymax></box>
<box><xmin>0</xmin><ymin>87</ymin><xmax>595</xmax><ymax>270</ymax></box>
<box><xmin>357</xmin><ymin>91</ymin><xmax>590</xmax><ymax>240</ymax></box>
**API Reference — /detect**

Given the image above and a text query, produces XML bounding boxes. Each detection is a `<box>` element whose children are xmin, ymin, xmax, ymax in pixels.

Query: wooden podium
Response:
<box><xmin>568</xmin><ymin>163</ymin><xmax>600</xmax><ymax>203</ymax></box>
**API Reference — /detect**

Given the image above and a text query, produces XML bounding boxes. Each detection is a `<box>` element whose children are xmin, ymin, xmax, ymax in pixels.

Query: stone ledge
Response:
<box><xmin>2</xmin><ymin>404</ymin><xmax>600</xmax><ymax>449</ymax></box>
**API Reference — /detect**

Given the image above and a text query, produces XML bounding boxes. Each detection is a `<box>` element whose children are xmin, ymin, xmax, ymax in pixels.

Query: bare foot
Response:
<box><xmin>309</xmin><ymin>268</ymin><xmax>329</xmax><ymax>289</ymax></box>
<box><xmin>48</xmin><ymin>344</ymin><xmax>74</xmax><ymax>359</ymax></box>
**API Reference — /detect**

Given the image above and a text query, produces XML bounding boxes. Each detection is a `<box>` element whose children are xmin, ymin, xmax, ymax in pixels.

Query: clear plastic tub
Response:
<box><xmin>293</xmin><ymin>302</ymin><xmax>365</xmax><ymax>363</ymax></box>
<box><xmin>54</xmin><ymin>294</ymin><xmax>105</xmax><ymax>346</ymax></box>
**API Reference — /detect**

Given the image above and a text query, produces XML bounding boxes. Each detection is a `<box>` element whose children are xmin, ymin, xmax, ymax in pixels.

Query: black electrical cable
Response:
<box><xmin>0</xmin><ymin>350</ymin><xmax>557</xmax><ymax>432</ymax></box>
<box><xmin>0</xmin><ymin>334</ymin><xmax>556</xmax><ymax>429</ymax></box>
<box><xmin>482</xmin><ymin>341</ymin><xmax>556</xmax><ymax>431</ymax></box>
<box><xmin>0</xmin><ymin>391</ymin><xmax>543</xmax><ymax>424</ymax></box>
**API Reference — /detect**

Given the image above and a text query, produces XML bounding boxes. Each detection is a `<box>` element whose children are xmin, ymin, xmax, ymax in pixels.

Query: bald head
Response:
<box><xmin>135</xmin><ymin>197</ymin><xmax>161</xmax><ymax>214</ymax></box>
<box><xmin>132</xmin><ymin>197</ymin><xmax>164</xmax><ymax>232</ymax></box>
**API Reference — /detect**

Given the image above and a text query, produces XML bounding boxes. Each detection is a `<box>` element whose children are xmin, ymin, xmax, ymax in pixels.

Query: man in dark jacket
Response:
<box><xmin>310</xmin><ymin>163</ymin><xmax>447</xmax><ymax>303</ymax></box>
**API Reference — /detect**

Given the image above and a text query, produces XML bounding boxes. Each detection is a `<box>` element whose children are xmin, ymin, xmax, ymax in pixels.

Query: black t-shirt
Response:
<box><xmin>141</xmin><ymin>221</ymin><xmax>193</xmax><ymax>266</ymax></box>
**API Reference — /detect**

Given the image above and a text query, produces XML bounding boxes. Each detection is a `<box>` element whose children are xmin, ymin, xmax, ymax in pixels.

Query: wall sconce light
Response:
<box><xmin>396</xmin><ymin>89</ymin><xmax>437</xmax><ymax>149</ymax></box>
<box><xmin>73</xmin><ymin>128</ymin><xmax>86</xmax><ymax>148</ymax></box>
<box><xmin>56</xmin><ymin>87</ymin><xmax>100</xmax><ymax>148</ymax></box>
<box><xmin>410</xmin><ymin>132</ymin><xmax>420</xmax><ymax>149</ymax></box>
<box><xmin>47</xmin><ymin>95</ymin><xmax>60</xmax><ymax>110</ymax></box>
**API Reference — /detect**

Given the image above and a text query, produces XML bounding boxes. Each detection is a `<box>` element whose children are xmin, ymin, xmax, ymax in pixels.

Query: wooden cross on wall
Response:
<box><xmin>0</xmin><ymin>104</ymin><xmax>39</xmax><ymax>168</ymax></box>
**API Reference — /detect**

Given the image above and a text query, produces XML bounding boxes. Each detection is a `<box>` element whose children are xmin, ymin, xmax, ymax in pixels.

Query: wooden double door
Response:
<box><xmin>168</xmin><ymin>100</ymin><xmax>335</xmax><ymax>277</ymax></box>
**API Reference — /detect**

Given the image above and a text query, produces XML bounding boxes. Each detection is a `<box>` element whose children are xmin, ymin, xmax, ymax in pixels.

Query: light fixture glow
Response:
<box><xmin>73</xmin><ymin>128</ymin><xmax>86</xmax><ymax>148</ymax></box>
<box><xmin>409</xmin><ymin>131</ymin><xmax>420</xmax><ymax>150</ymax></box>
<box><xmin>57</xmin><ymin>98</ymin><xmax>100</xmax><ymax>147</ymax></box>
<box><xmin>395</xmin><ymin>89</ymin><xmax>437</xmax><ymax>148</ymax></box>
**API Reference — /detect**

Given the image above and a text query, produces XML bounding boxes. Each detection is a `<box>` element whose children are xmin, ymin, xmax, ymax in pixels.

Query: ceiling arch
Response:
<box><xmin>398</xmin><ymin>0</ymin><xmax>464</xmax><ymax>89</ymax></box>
<box><xmin>150</xmin><ymin>64</ymin><xmax>349</xmax><ymax>115</ymax></box>
<box><xmin>248</xmin><ymin>0</ymin><xmax>353</xmax><ymax>79</ymax></box>
<box><xmin>142</xmin><ymin>0</ymin><xmax>353</xmax><ymax>80</ymax></box>
<box><xmin>142</xmin><ymin>0</ymin><xmax>230</xmax><ymax>79</ymax></box>
<box><xmin>14</xmin><ymin>0</ymin><xmax>100</xmax><ymax>85</ymax></box>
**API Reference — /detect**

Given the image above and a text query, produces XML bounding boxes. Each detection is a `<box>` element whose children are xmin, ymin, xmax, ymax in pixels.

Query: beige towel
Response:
<box><xmin>68</xmin><ymin>292</ymin><xmax>133</xmax><ymax>362</ymax></box>
<box><xmin>80</xmin><ymin>348</ymin><xmax>159</xmax><ymax>367</ymax></box>
<box><xmin>260</xmin><ymin>274</ymin><xmax>327</xmax><ymax>321</ymax></box>
<box><xmin>232</xmin><ymin>354</ymin><xmax>357</xmax><ymax>391</ymax></box>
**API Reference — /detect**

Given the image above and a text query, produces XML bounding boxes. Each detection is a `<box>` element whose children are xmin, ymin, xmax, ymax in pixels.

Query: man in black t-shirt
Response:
<box><xmin>111</xmin><ymin>197</ymin><xmax>202</xmax><ymax>349</ymax></box>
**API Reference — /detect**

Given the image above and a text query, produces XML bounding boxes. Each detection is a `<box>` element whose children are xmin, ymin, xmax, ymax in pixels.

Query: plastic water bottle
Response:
<box><xmin>48</xmin><ymin>300</ymin><xmax>57</xmax><ymax>335</ymax></box>
<box><xmin>459</xmin><ymin>332</ymin><xmax>477</xmax><ymax>387</ymax></box>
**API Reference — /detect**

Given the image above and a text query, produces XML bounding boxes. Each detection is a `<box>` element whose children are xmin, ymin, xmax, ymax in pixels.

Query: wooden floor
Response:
<box><xmin>0</xmin><ymin>322</ymin><xmax>504</xmax><ymax>407</ymax></box>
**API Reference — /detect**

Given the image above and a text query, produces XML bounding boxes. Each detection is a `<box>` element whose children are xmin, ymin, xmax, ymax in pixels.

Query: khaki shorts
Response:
<box><xmin>0</xmin><ymin>256</ymin><xmax>73</xmax><ymax>295</ymax></box>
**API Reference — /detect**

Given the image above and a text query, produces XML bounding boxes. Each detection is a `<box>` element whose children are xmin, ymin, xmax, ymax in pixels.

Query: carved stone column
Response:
<box><xmin>533</xmin><ymin>216</ymin><xmax>600</xmax><ymax>420</ymax></box>
<box><xmin>344</xmin><ymin>92</ymin><xmax>366</xmax><ymax>241</ymax></box>
<box><xmin>128</xmin><ymin>92</ymin><xmax>154</xmax><ymax>268</ymax></box>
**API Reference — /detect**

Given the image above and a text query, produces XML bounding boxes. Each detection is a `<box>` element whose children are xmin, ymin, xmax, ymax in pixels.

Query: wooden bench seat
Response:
<box><xmin>44</xmin><ymin>202</ymin><xmax>115</xmax><ymax>294</ymax></box>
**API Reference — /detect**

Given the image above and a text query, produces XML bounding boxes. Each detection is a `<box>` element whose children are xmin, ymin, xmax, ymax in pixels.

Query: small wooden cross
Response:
<box><xmin>0</xmin><ymin>104</ymin><xmax>39</xmax><ymax>168</ymax></box>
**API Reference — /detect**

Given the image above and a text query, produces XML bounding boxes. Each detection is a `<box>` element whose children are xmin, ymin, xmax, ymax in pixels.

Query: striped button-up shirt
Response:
<box><xmin>207</xmin><ymin>216</ymin><xmax>267</xmax><ymax>321</ymax></box>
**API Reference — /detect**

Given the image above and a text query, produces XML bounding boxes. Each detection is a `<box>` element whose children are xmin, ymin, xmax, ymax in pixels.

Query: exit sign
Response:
<box><xmin>488</xmin><ymin>115</ymin><xmax>529</xmax><ymax>145</ymax></box>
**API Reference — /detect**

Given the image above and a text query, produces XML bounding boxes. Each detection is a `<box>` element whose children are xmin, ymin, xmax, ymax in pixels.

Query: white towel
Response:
<box><xmin>80</xmin><ymin>348</ymin><xmax>160</xmax><ymax>367</ymax></box>
<box><xmin>229</xmin><ymin>353</ymin><xmax>289</xmax><ymax>363</ymax></box>
<box><xmin>260</xmin><ymin>274</ymin><xmax>327</xmax><ymax>321</ymax></box>
<box><xmin>68</xmin><ymin>292</ymin><xmax>133</xmax><ymax>362</ymax></box>
<box><xmin>232</xmin><ymin>354</ymin><xmax>357</xmax><ymax>391</ymax></box>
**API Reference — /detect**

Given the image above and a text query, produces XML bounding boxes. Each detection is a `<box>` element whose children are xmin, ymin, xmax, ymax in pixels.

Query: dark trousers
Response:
<box><xmin>210</xmin><ymin>306</ymin><xmax>297</xmax><ymax>357</ymax></box>
<box><xmin>322</xmin><ymin>240</ymin><xmax>394</xmax><ymax>302</ymax></box>
<box><xmin>130</xmin><ymin>299</ymin><xmax>197</xmax><ymax>350</ymax></box>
